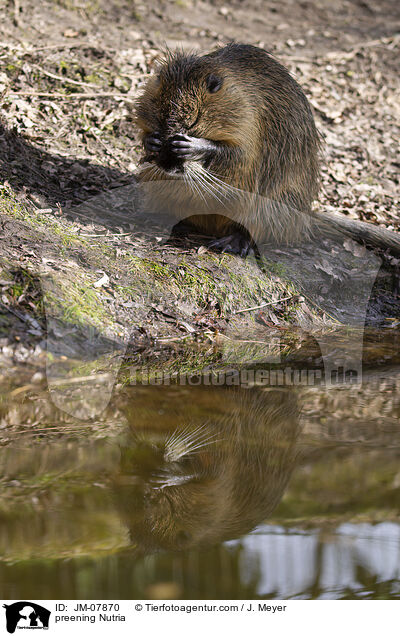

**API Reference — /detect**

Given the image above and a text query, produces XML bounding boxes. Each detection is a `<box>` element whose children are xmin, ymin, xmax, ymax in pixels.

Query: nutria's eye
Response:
<box><xmin>206</xmin><ymin>74</ymin><xmax>222</xmax><ymax>93</ymax></box>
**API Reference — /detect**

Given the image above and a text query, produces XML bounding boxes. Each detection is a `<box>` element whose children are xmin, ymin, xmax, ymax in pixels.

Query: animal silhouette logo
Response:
<box><xmin>3</xmin><ymin>602</ymin><xmax>50</xmax><ymax>633</ymax></box>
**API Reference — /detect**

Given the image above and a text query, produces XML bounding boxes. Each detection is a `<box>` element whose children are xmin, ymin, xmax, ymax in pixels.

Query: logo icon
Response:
<box><xmin>3</xmin><ymin>603</ymin><xmax>51</xmax><ymax>633</ymax></box>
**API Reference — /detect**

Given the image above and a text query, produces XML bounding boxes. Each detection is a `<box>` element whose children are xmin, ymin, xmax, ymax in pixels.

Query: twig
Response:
<box><xmin>325</xmin><ymin>33</ymin><xmax>400</xmax><ymax>61</ymax></box>
<box><xmin>48</xmin><ymin>373</ymin><xmax>115</xmax><ymax>387</ymax></box>
<box><xmin>5</xmin><ymin>426</ymin><xmax>90</xmax><ymax>434</ymax></box>
<box><xmin>7</xmin><ymin>91</ymin><xmax>131</xmax><ymax>99</ymax></box>
<box><xmin>156</xmin><ymin>333</ymin><xmax>197</xmax><ymax>342</ymax></box>
<box><xmin>279</xmin><ymin>33</ymin><xmax>400</xmax><ymax>66</ymax></box>
<box><xmin>13</xmin><ymin>0</ymin><xmax>21</xmax><ymax>27</ymax></box>
<box><xmin>63</xmin><ymin>207</ymin><xmax>130</xmax><ymax>224</ymax></box>
<box><xmin>233</xmin><ymin>295</ymin><xmax>295</xmax><ymax>315</ymax></box>
<box><xmin>78</xmin><ymin>231</ymin><xmax>132</xmax><ymax>237</ymax></box>
<box><xmin>279</xmin><ymin>56</ymin><xmax>320</xmax><ymax>64</ymax></box>
<box><xmin>30</xmin><ymin>63</ymin><xmax>102</xmax><ymax>88</ymax></box>
<box><xmin>0</xmin><ymin>301</ymin><xmax>42</xmax><ymax>329</ymax></box>
<box><xmin>20</xmin><ymin>42</ymin><xmax>90</xmax><ymax>53</ymax></box>
<box><xmin>9</xmin><ymin>384</ymin><xmax>37</xmax><ymax>397</ymax></box>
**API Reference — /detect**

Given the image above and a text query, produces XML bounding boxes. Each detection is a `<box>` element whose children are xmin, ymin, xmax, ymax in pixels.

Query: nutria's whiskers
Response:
<box><xmin>150</xmin><ymin>472</ymin><xmax>195</xmax><ymax>489</ymax></box>
<box><xmin>184</xmin><ymin>165</ymin><xmax>209</xmax><ymax>205</ymax></box>
<box><xmin>201</xmin><ymin>167</ymin><xmax>244</xmax><ymax>197</ymax></box>
<box><xmin>186</xmin><ymin>164</ymin><xmax>228</xmax><ymax>207</ymax></box>
<box><xmin>188</xmin><ymin>163</ymin><xmax>242</xmax><ymax>205</ymax></box>
<box><xmin>164</xmin><ymin>422</ymin><xmax>221</xmax><ymax>462</ymax></box>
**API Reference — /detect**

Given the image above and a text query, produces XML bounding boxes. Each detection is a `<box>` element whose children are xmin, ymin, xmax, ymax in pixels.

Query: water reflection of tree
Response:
<box><xmin>2</xmin><ymin>534</ymin><xmax>399</xmax><ymax>600</ymax></box>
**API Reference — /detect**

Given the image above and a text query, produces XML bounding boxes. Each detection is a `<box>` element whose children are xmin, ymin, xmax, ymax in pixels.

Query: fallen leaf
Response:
<box><xmin>93</xmin><ymin>272</ymin><xmax>110</xmax><ymax>288</ymax></box>
<box><xmin>63</xmin><ymin>29</ymin><xmax>79</xmax><ymax>38</ymax></box>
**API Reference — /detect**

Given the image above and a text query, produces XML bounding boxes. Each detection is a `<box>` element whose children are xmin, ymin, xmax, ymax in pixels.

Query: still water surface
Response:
<box><xmin>0</xmin><ymin>374</ymin><xmax>399</xmax><ymax>599</ymax></box>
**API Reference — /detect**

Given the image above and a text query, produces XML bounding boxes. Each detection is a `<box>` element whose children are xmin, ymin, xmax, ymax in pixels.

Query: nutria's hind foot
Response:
<box><xmin>208</xmin><ymin>233</ymin><xmax>257</xmax><ymax>259</ymax></box>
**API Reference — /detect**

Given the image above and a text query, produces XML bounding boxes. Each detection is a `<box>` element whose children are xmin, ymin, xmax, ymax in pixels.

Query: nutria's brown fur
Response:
<box><xmin>135</xmin><ymin>43</ymin><xmax>322</xmax><ymax>245</ymax></box>
<box><xmin>135</xmin><ymin>43</ymin><xmax>400</xmax><ymax>256</ymax></box>
<box><xmin>114</xmin><ymin>387</ymin><xmax>300</xmax><ymax>553</ymax></box>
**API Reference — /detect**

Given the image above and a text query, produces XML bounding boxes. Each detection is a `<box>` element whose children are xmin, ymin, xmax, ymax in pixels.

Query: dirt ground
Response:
<box><xmin>0</xmin><ymin>0</ymin><xmax>398</xmax><ymax>216</ymax></box>
<box><xmin>0</xmin><ymin>0</ymin><xmax>399</xmax><ymax>372</ymax></box>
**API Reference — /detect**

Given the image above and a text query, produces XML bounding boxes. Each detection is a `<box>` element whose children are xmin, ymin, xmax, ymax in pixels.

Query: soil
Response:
<box><xmin>0</xmin><ymin>0</ymin><xmax>399</xmax><ymax>376</ymax></box>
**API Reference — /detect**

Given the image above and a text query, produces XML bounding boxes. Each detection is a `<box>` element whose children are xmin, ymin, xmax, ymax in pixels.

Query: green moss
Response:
<box><xmin>5</xmin><ymin>61</ymin><xmax>22</xmax><ymax>73</ymax></box>
<box><xmin>363</xmin><ymin>176</ymin><xmax>379</xmax><ymax>186</ymax></box>
<box><xmin>0</xmin><ymin>187</ymin><xmax>25</xmax><ymax>217</ymax></box>
<box><xmin>126</xmin><ymin>256</ymin><xmax>222</xmax><ymax>307</ymax></box>
<box><xmin>85</xmin><ymin>73</ymin><xmax>103</xmax><ymax>85</ymax></box>
<box><xmin>134</xmin><ymin>257</ymin><xmax>172</xmax><ymax>280</ymax></box>
<box><xmin>0</xmin><ymin>189</ymin><xmax>90</xmax><ymax>247</ymax></box>
<box><xmin>0</xmin><ymin>180</ymin><xmax>319</xmax><ymax>355</ymax></box>
<box><xmin>263</xmin><ymin>259</ymin><xmax>289</xmax><ymax>277</ymax></box>
<box><xmin>44</xmin><ymin>275</ymin><xmax>113</xmax><ymax>333</ymax></box>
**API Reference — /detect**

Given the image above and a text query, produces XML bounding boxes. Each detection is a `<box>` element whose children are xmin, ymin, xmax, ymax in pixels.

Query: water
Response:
<box><xmin>0</xmin><ymin>371</ymin><xmax>399</xmax><ymax>600</ymax></box>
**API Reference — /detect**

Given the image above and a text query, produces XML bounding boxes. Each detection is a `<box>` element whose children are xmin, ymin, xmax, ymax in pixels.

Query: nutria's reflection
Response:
<box><xmin>114</xmin><ymin>387</ymin><xmax>300</xmax><ymax>552</ymax></box>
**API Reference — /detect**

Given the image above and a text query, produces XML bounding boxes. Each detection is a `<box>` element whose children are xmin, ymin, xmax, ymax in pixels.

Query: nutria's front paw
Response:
<box><xmin>144</xmin><ymin>132</ymin><xmax>162</xmax><ymax>155</ymax></box>
<box><xmin>170</xmin><ymin>134</ymin><xmax>211</xmax><ymax>159</ymax></box>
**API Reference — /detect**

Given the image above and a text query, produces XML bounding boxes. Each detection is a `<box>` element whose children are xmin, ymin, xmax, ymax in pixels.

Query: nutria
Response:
<box><xmin>114</xmin><ymin>386</ymin><xmax>300</xmax><ymax>552</ymax></box>
<box><xmin>135</xmin><ymin>43</ymin><xmax>400</xmax><ymax>257</ymax></box>
<box><xmin>135</xmin><ymin>43</ymin><xmax>320</xmax><ymax>254</ymax></box>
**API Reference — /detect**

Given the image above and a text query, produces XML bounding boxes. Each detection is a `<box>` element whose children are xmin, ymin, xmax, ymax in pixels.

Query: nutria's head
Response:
<box><xmin>135</xmin><ymin>50</ymin><xmax>256</xmax><ymax>176</ymax></box>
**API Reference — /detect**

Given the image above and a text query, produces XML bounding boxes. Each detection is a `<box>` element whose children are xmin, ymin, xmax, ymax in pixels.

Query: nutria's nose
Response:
<box><xmin>156</xmin><ymin>153</ymin><xmax>184</xmax><ymax>174</ymax></box>
<box><xmin>156</xmin><ymin>136</ymin><xmax>185</xmax><ymax>173</ymax></box>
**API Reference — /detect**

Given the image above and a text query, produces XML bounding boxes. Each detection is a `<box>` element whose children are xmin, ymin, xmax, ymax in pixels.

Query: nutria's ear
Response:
<box><xmin>206</xmin><ymin>74</ymin><xmax>223</xmax><ymax>93</ymax></box>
